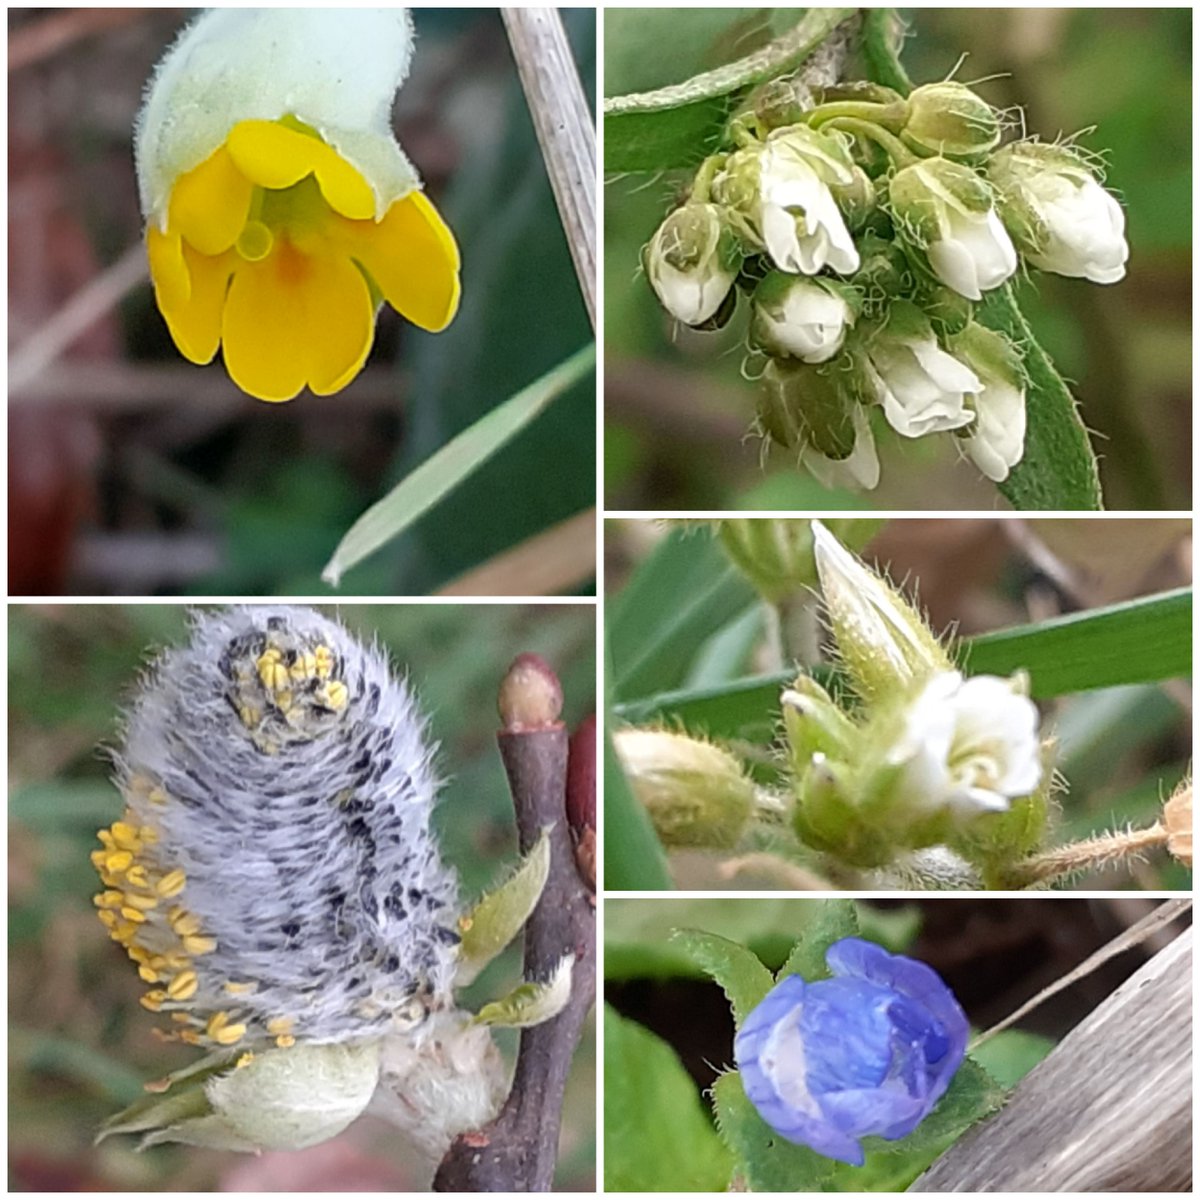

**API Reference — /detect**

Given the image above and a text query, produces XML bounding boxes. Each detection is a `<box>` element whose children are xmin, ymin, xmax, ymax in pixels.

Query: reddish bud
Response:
<box><xmin>567</xmin><ymin>713</ymin><xmax>597</xmax><ymax>834</ymax></box>
<box><xmin>497</xmin><ymin>653</ymin><xmax>563</xmax><ymax>731</ymax></box>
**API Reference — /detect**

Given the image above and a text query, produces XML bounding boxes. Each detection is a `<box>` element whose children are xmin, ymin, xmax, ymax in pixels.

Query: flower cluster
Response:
<box><xmin>136</xmin><ymin>9</ymin><xmax>460</xmax><ymax>402</ymax></box>
<box><xmin>783</xmin><ymin>523</ymin><xmax>1051</xmax><ymax>878</ymax></box>
<box><xmin>735</xmin><ymin>937</ymin><xmax>969</xmax><ymax>1166</ymax></box>
<box><xmin>93</xmin><ymin>607</ymin><xmax>565</xmax><ymax>1161</ymax></box>
<box><xmin>643</xmin><ymin>78</ymin><xmax>1129</xmax><ymax>488</ymax></box>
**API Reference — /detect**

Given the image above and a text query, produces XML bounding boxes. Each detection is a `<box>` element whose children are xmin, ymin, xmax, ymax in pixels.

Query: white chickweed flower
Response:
<box><xmin>753</xmin><ymin>273</ymin><xmax>855</xmax><ymax>364</ymax></box>
<box><xmin>644</xmin><ymin>202</ymin><xmax>740</xmax><ymax>326</ymax></box>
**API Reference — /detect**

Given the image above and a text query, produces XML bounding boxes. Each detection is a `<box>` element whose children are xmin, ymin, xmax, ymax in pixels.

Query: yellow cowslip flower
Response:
<box><xmin>135</xmin><ymin>8</ymin><xmax>460</xmax><ymax>402</ymax></box>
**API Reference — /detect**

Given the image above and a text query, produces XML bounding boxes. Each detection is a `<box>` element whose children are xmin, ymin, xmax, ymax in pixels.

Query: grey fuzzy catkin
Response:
<box><xmin>109</xmin><ymin>605</ymin><xmax>460</xmax><ymax>1047</ymax></box>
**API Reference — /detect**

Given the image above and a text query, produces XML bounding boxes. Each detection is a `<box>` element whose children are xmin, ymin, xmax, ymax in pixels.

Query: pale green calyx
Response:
<box><xmin>811</xmin><ymin>519</ymin><xmax>952</xmax><ymax>702</ymax></box>
<box><xmin>901</xmin><ymin>82</ymin><xmax>1001</xmax><ymax>161</ymax></box>
<box><xmin>135</xmin><ymin>8</ymin><xmax>421</xmax><ymax>227</ymax></box>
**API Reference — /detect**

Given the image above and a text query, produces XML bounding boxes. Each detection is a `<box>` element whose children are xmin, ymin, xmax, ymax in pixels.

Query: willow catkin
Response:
<box><xmin>93</xmin><ymin>605</ymin><xmax>461</xmax><ymax>1053</ymax></box>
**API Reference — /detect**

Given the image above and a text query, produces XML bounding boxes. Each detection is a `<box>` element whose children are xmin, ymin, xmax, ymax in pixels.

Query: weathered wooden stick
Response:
<box><xmin>501</xmin><ymin>8</ymin><xmax>596</xmax><ymax>330</ymax></box>
<box><xmin>916</xmin><ymin>926</ymin><xmax>1192</xmax><ymax>1193</ymax></box>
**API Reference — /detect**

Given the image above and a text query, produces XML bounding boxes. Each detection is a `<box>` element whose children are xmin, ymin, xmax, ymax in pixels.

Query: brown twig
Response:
<box><xmin>433</xmin><ymin>657</ymin><xmax>596</xmax><ymax>1192</ymax></box>
<box><xmin>501</xmin><ymin>8</ymin><xmax>596</xmax><ymax>330</ymax></box>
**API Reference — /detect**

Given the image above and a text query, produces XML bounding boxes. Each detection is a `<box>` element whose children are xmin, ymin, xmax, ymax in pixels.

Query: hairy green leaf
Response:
<box><xmin>670</xmin><ymin>929</ymin><xmax>775</xmax><ymax>1026</ymax></box>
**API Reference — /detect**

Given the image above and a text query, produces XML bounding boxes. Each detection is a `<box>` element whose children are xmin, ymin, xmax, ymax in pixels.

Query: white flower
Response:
<box><xmin>948</xmin><ymin>322</ymin><xmax>1028</xmax><ymax>482</ymax></box>
<box><xmin>891</xmin><ymin>159</ymin><xmax>1017</xmax><ymax>300</ymax></box>
<box><xmin>887</xmin><ymin>671</ymin><xmax>1043</xmax><ymax>819</ymax></box>
<box><xmin>759</xmin><ymin>133</ymin><xmax>860</xmax><ymax>275</ymax></box>
<box><xmin>802</xmin><ymin>403</ymin><xmax>881</xmax><ymax>491</ymax></box>
<box><xmin>1021</xmin><ymin>173</ymin><xmax>1128</xmax><ymax>283</ymax></box>
<box><xmin>754</xmin><ymin>276</ymin><xmax>853</xmax><ymax>363</ymax></box>
<box><xmin>645</xmin><ymin>202</ymin><xmax>739</xmax><ymax>326</ymax></box>
<box><xmin>868</xmin><ymin>332</ymin><xmax>982</xmax><ymax>438</ymax></box>
<box><xmin>989</xmin><ymin>144</ymin><xmax>1129</xmax><ymax>284</ymax></box>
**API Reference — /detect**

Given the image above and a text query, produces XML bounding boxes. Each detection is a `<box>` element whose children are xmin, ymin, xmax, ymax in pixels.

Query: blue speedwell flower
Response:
<box><xmin>734</xmin><ymin>937</ymin><xmax>968</xmax><ymax>1166</ymax></box>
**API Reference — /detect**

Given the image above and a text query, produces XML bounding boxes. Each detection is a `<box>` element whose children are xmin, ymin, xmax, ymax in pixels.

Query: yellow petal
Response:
<box><xmin>221</xmin><ymin>239</ymin><xmax>375</xmax><ymax>402</ymax></box>
<box><xmin>335</xmin><ymin>190</ymin><xmax>461</xmax><ymax>332</ymax></box>
<box><xmin>146</xmin><ymin>226</ymin><xmax>190</xmax><ymax>313</ymax></box>
<box><xmin>226</xmin><ymin>120</ymin><xmax>375</xmax><ymax>220</ymax></box>
<box><xmin>161</xmin><ymin>245</ymin><xmax>236</xmax><ymax>366</ymax></box>
<box><xmin>168</xmin><ymin>145</ymin><xmax>253</xmax><ymax>257</ymax></box>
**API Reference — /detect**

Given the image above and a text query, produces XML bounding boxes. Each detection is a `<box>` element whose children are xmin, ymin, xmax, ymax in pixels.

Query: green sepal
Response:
<box><xmin>474</xmin><ymin>955</ymin><xmax>573</xmax><ymax>1028</ymax></box>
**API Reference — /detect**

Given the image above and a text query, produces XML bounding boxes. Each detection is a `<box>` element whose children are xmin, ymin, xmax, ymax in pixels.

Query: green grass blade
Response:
<box><xmin>322</xmin><ymin>342</ymin><xmax>595</xmax><ymax>586</ymax></box>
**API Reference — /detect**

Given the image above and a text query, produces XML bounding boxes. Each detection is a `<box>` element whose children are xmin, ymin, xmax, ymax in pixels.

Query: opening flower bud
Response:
<box><xmin>612</xmin><ymin>728</ymin><xmax>755</xmax><ymax>849</ymax></box>
<box><xmin>643</xmin><ymin>202</ymin><xmax>740</xmax><ymax>326</ymax></box>
<box><xmin>889</xmin><ymin>158</ymin><xmax>1017</xmax><ymax>300</ymax></box>
<box><xmin>946</xmin><ymin>323</ymin><xmax>1028</xmax><ymax>482</ymax></box>
<box><xmin>901</xmin><ymin>82</ymin><xmax>1001</xmax><ymax>161</ymax></box>
<box><xmin>752</xmin><ymin>274</ymin><xmax>855</xmax><ymax>363</ymax></box>
<box><xmin>988</xmin><ymin>143</ymin><xmax>1129</xmax><ymax>284</ymax></box>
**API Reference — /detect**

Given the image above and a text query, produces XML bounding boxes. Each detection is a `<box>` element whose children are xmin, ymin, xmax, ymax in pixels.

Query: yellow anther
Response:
<box><xmin>98</xmin><ymin>829</ymin><xmax>116</xmax><ymax>848</ymax></box>
<box><xmin>224</xmin><ymin>981</ymin><xmax>258</xmax><ymax>995</ymax></box>
<box><xmin>183</xmin><ymin>935</ymin><xmax>217</xmax><ymax>956</ymax></box>
<box><xmin>167</xmin><ymin>970</ymin><xmax>198</xmax><ymax>1001</ymax></box>
<box><xmin>96</xmin><ymin>909</ymin><xmax>117</xmax><ymax>929</ymax></box>
<box><xmin>156</xmin><ymin>868</ymin><xmax>187</xmax><ymax>898</ymax></box>
<box><xmin>128</xmin><ymin>945</ymin><xmax>152</xmax><ymax>964</ymax></box>
<box><xmin>274</xmin><ymin>690</ymin><xmax>294</xmax><ymax>713</ymax></box>
<box><xmin>236</xmin><ymin>1051</ymin><xmax>255</xmax><ymax>1069</ymax></box>
<box><xmin>314</xmin><ymin>645</ymin><xmax>334</xmax><ymax>678</ymax></box>
<box><xmin>125</xmin><ymin>866</ymin><xmax>150</xmax><ymax>889</ymax></box>
<box><xmin>94</xmin><ymin>890</ymin><xmax>124</xmax><ymax>909</ymax></box>
<box><xmin>266</xmin><ymin>1016</ymin><xmax>294</xmax><ymax>1035</ymax></box>
<box><xmin>138</xmin><ymin>965</ymin><xmax>160</xmax><ymax>983</ymax></box>
<box><xmin>289</xmin><ymin>651</ymin><xmax>317</xmax><ymax>681</ymax></box>
<box><xmin>275</xmin><ymin>1034</ymin><xmax>297</xmax><ymax>1049</ymax></box>
<box><xmin>171</xmin><ymin>911</ymin><xmax>202</xmax><ymax>937</ymax></box>
<box><xmin>238</xmin><ymin>704</ymin><xmax>262</xmax><ymax>728</ymax></box>
<box><xmin>110</xmin><ymin>822</ymin><xmax>142</xmax><ymax>851</ymax></box>
<box><xmin>213</xmin><ymin>1022</ymin><xmax>247</xmax><ymax>1046</ymax></box>
<box><xmin>324</xmin><ymin>680</ymin><xmax>349</xmax><ymax>710</ymax></box>
<box><xmin>180</xmin><ymin>1029</ymin><xmax>201</xmax><ymax>1045</ymax></box>
<box><xmin>148</xmin><ymin>788</ymin><xmax>168</xmax><ymax>806</ymax></box>
<box><xmin>206</xmin><ymin>1011</ymin><xmax>230</xmax><ymax>1035</ymax></box>
<box><xmin>171</xmin><ymin>1012</ymin><xmax>193</xmax><ymax>1024</ymax></box>
<box><xmin>140</xmin><ymin>990</ymin><xmax>166</xmax><ymax>1012</ymax></box>
<box><xmin>106</xmin><ymin>851</ymin><xmax>133</xmax><ymax>873</ymax></box>
<box><xmin>89</xmin><ymin>849</ymin><xmax>108</xmax><ymax>870</ymax></box>
<box><xmin>120</xmin><ymin>906</ymin><xmax>148</xmax><ymax>923</ymax></box>
<box><xmin>123</xmin><ymin>891</ymin><xmax>158</xmax><ymax>911</ymax></box>
<box><xmin>140</xmin><ymin>826</ymin><xmax>159</xmax><ymax>844</ymax></box>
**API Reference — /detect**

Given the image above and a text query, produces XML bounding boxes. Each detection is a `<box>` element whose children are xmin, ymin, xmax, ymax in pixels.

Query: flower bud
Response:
<box><xmin>752</xmin><ymin>274</ymin><xmax>855</xmax><ymax>363</ymax></box>
<box><xmin>801</xmin><ymin>402</ymin><xmax>881</xmax><ymax>493</ymax></box>
<box><xmin>946</xmin><ymin>322</ymin><xmax>1028</xmax><ymax>481</ymax></box>
<box><xmin>758</xmin><ymin>357</ymin><xmax>863</xmax><ymax>460</ymax></box>
<box><xmin>890</xmin><ymin>158</ymin><xmax>1017</xmax><ymax>299</ymax></box>
<box><xmin>988</xmin><ymin>142</ymin><xmax>1129</xmax><ymax>283</ymax></box>
<box><xmin>901</xmin><ymin>82</ymin><xmax>1001</xmax><ymax>161</ymax></box>
<box><xmin>735</xmin><ymin>938</ymin><xmax>968</xmax><ymax>1166</ymax></box>
<box><xmin>644</xmin><ymin>202</ymin><xmax>740</xmax><ymax>326</ymax></box>
<box><xmin>612</xmin><ymin>728</ymin><xmax>755</xmax><ymax>849</ymax></box>
<box><xmin>714</xmin><ymin>127</ymin><xmax>860</xmax><ymax>276</ymax></box>
<box><xmin>865</xmin><ymin>301</ymin><xmax>981</xmax><ymax>438</ymax></box>
<box><xmin>135</xmin><ymin>8</ymin><xmax>459</xmax><ymax>401</ymax></box>
<box><xmin>811</xmin><ymin>520</ymin><xmax>952</xmax><ymax>702</ymax></box>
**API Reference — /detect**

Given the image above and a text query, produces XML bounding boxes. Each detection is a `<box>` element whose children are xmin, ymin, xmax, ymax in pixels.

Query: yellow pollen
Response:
<box><xmin>110</xmin><ymin>822</ymin><xmax>142</xmax><ymax>851</ymax></box>
<box><xmin>167</xmin><ymin>971</ymin><xmax>199</xmax><ymax>1001</ymax></box>
<box><xmin>314</xmin><ymin>645</ymin><xmax>335</xmax><ymax>678</ymax></box>
<box><xmin>140</xmin><ymin>991</ymin><xmax>166</xmax><ymax>1012</ymax></box>
<box><xmin>213</xmin><ymin>1023</ymin><xmax>247</xmax><ymax>1047</ymax></box>
<box><xmin>171</xmin><ymin>911</ymin><xmax>202</xmax><ymax>937</ymax></box>
<box><xmin>94</xmin><ymin>890</ymin><xmax>124</xmax><ymax>908</ymax></box>
<box><xmin>138</xmin><ymin>965</ymin><xmax>160</xmax><ymax>983</ymax></box>
<box><xmin>107</xmin><ymin>851</ymin><xmax>134</xmax><ymax>873</ymax></box>
<box><xmin>97</xmin><ymin>910</ymin><xmax>118</xmax><ymax>929</ymax></box>
<box><xmin>290</xmin><ymin>651</ymin><xmax>318</xmax><ymax>681</ymax></box>
<box><xmin>140</xmin><ymin>826</ymin><xmax>159</xmax><ymax>844</ymax></box>
<box><xmin>171</xmin><ymin>1012</ymin><xmax>193</xmax><ymax>1024</ymax></box>
<box><xmin>120</xmin><ymin>906</ymin><xmax>148</xmax><ymax>923</ymax></box>
<box><xmin>236</xmin><ymin>1052</ymin><xmax>255</xmax><ymax>1069</ymax></box>
<box><xmin>324</xmin><ymin>680</ymin><xmax>349</xmax><ymax>710</ymax></box>
<box><xmin>275</xmin><ymin>1034</ymin><xmax>297</xmax><ymax>1049</ymax></box>
<box><xmin>157</xmin><ymin>869</ymin><xmax>187</xmax><ymax>898</ymax></box>
<box><xmin>149</xmin><ymin>788</ymin><xmax>168</xmax><ymax>806</ymax></box>
<box><xmin>90</xmin><ymin>849</ymin><xmax>108</xmax><ymax>870</ymax></box>
<box><xmin>183</xmin><ymin>935</ymin><xmax>218</xmax><ymax>956</ymax></box>
<box><xmin>206</xmin><ymin>1011</ymin><xmax>230</xmax><ymax>1035</ymax></box>
<box><xmin>274</xmin><ymin>689</ymin><xmax>294</xmax><ymax>713</ymax></box>
<box><xmin>98</xmin><ymin>830</ymin><xmax>116</xmax><ymax>848</ymax></box>
<box><xmin>180</xmin><ymin>1029</ymin><xmax>202</xmax><ymax>1045</ymax></box>
<box><xmin>239</xmin><ymin>704</ymin><xmax>262</xmax><ymax>728</ymax></box>
<box><xmin>123</xmin><ymin>891</ymin><xmax>158</xmax><ymax>911</ymax></box>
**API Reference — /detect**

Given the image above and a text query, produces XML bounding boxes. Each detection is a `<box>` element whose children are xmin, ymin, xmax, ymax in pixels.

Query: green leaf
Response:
<box><xmin>604</xmin><ymin>8</ymin><xmax>857</xmax><ymax>173</ymax></box>
<box><xmin>608</xmin><ymin>528</ymin><xmax>758</xmax><ymax>700</ymax></box>
<box><xmin>964</xmin><ymin>587</ymin><xmax>1191</xmax><ymax>696</ymax></box>
<box><xmin>713</xmin><ymin>1071</ymin><xmax>836</xmax><ymax>1192</ymax></box>
<box><xmin>968</xmin><ymin>1028</ymin><xmax>1054</xmax><ymax>1089</ymax></box>
<box><xmin>322</xmin><ymin>343</ymin><xmax>595</xmax><ymax>585</ymax></box>
<box><xmin>614</xmin><ymin>669</ymin><xmax>795</xmax><ymax>739</ymax></box>
<box><xmin>775</xmin><ymin>899</ymin><xmax>860</xmax><ymax>983</ymax></box>
<box><xmin>979</xmin><ymin>285</ymin><xmax>1104</xmax><ymax>511</ymax></box>
<box><xmin>604</xmin><ymin>1006</ymin><xmax>733</xmax><ymax>1192</ymax></box>
<box><xmin>670</xmin><ymin>929</ymin><xmax>775</xmax><ymax>1026</ymax></box>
